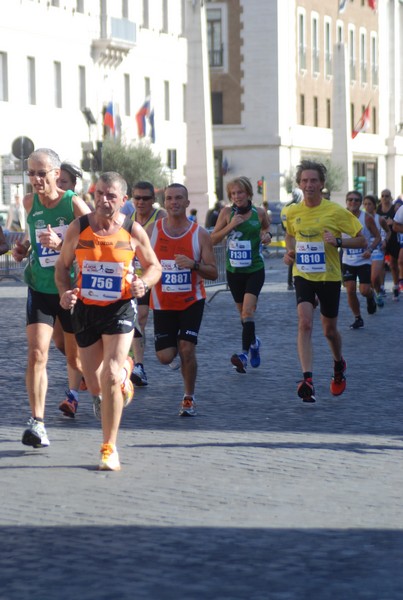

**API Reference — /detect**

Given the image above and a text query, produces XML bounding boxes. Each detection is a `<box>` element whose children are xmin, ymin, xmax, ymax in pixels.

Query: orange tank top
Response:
<box><xmin>75</xmin><ymin>215</ymin><xmax>135</xmax><ymax>305</ymax></box>
<box><xmin>150</xmin><ymin>219</ymin><xmax>206</xmax><ymax>310</ymax></box>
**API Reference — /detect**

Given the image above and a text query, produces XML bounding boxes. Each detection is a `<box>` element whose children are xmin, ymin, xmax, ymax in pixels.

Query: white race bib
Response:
<box><xmin>296</xmin><ymin>241</ymin><xmax>326</xmax><ymax>272</ymax></box>
<box><xmin>81</xmin><ymin>260</ymin><xmax>124</xmax><ymax>301</ymax></box>
<box><xmin>161</xmin><ymin>259</ymin><xmax>192</xmax><ymax>292</ymax></box>
<box><xmin>228</xmin><ymin>239</ymin><xmax>252</xmax><ymax>267</ymax></box>
<box><xmin>35</xmin><ymin>225</ymin><xmax>68</xmax><ymax>267</ymax></box>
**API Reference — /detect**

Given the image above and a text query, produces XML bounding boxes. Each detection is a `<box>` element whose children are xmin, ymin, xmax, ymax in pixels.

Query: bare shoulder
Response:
<box><xmin>23</xmin><ymin>193</ymin><xmax>34</xmax><ymax>213</ymax></box>
<box><xmin>156</xmin><ymin>208</ymin><xmax>167</xmax><ymax>219</ymax></box>
<box><xmin>72</xmin><ymin>194</ymin><xmax>92</xmax><ymax>216</ymax></box>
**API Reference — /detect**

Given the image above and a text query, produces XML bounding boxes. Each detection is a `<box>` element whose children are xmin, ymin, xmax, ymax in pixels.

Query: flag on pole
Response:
<box><xmin>136</xmin><ymin>98</ymin><xmax>150</xmax><ymax>138</ymax></box>
<box><xmin>103</xmin><ymin>102</ymin><xmax>115</xmax><ymax>133</ymax></box>
<box><xmin>338</xmin><ymin>0</ymin><xmax>348</xmax><ymax>13</ymax></box>
<box><xmin>148</xmin><ymin>107</ymin><xmax>155</xmax><ymax>143</ymax></box>
<box><xmin>352</xmin><ymin>105</ymin><xmax>371</xmax><ymax>139</ymax></box>
<box><xmin>368</xmin><ymin>0</ymin><xmax>377</xmax><ymax>11</ymax></box>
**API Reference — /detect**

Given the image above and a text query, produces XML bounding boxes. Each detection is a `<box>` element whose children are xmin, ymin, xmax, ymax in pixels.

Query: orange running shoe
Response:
<box><xmin>99</xmin><ymin>443</ymin><xmax>121</xmax><ymax>471</ymax></box>
<box><xmin>58</xmin><ymin>391</ymin><xmax>78</xmax><ymax>417</ymax></box>
<box><xmin>330</xmin><ymin>359</ymin><xmax>347</xmax><ymax>396</ymax></box>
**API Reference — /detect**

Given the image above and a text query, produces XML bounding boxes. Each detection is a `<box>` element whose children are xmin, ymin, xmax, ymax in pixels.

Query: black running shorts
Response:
<box><xmin>153</xmin><ymin>299</ymin><xmax>205</xmax><ymax>351</ymax></box>
<box><xmin>26</xmin><ymin>287</ymin><xmax>74</xmax><ymax>333</ymax></box>
<box><xmin>71</xmin><ymin>298</ymin><xmax>136</xmax><ymax>348</ymax></box>
<box><xmin>294</xmin><ymin>276</ymin><xmax>341</xmax><ymax>319</ymax></box>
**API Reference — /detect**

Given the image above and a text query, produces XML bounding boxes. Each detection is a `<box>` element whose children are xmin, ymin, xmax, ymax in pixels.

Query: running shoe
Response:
<box><xmin>393</xmin><ymin>285</ymin><xmax>400</xmax><ymax>301</ymax></box>
<box><xmin>399</xmin><ymin>281</ymin><xmax>403</xmax><ymax>294</ymax></box>
<box><xmin>366</xmin><ymin>295</ymin><xmax>377</xmax><ymax>315</ymax></box>
<box><xmin>375</xmin><ymin>293</ymin><xmax>384</xmax><ymax>308</ymax></box>
<box><xmin>231</xmin><ymin>352</ymin><xmax>248</xmax><ymax>373</ymax></box>
<box><xmin>297</xmin><ymin>378</ymin><xmax>316</xmax><ymax>403</ymax></box>
<box><xmin>169</xmin><ymin>356</ymin><xmax>181</xmax><ymax>370</ymax></box>
<box><xmin>130</xmin><ymin>363</ymin><xmax>148</xmax><ymax>387</ymax></box>
<box><xmin>330</xmin><ymin>358</ymin><xmax>347</xmax><ymax>396</ymax></box>
<box><xmin>122</xmin><ymin>357</ymin><xmax>134</xmax><ymax>407</ymax></box>
<box><xmin>179</xmin><ymin>396</ymin><xmax>197</xmax><ymax>416</ymax></box>
<box><xmin>380</xmin><ymin>285</ymin><xmax>386</xmax><ymax>297</ymax></box>
<box><xmin>349</xmin><ymin>316</ymin><xmax>364</xmax><ymax>329</ymax></box>
<box><xmin>22</xmin><ymin>417</ymin><xmax>50</xmax><ymax>448</ymax></box>
<box><xmin>92</xmin><ymin>395</ymin><xmax>102</xmax><ymax>420</ymax></box>
<box><xmin>99</xmin><ymin>443</ymin><xmax>121</xmax><ymax>471</ymax></box>
<box><xmin>58</xmin><ymin>390</ymin><xmax>78</xmax><ymax>418</ymax></box>
<box><xmin>249</xmin><ymin>337</ymin><xmax>261</xmax><ymax>368</ymax></box>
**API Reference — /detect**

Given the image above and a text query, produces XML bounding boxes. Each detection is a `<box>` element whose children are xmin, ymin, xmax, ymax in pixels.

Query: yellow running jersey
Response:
<box><xmin>285</xmin><ymin>200</ymin><xmax>362</xmax><ymax>281</ymax></box>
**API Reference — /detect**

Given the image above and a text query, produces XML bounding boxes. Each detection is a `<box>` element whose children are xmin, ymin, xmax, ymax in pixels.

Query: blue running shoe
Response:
<box><xmin>249</xmin><ymin>337</ymin><xmax>261</xmax><ymax>368</ymax></box>
<box><xmin>231</xmin><ymin>352</ymin><xmax>247</xmax><ymax>373</ymax></box>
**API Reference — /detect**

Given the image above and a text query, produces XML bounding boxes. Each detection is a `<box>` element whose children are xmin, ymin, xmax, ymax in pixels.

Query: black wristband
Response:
<box><xmin>335</xmin><ymin>237</ymin><xmax>342</xmax><ymax>248</ymax></box>
<box><xmin>193</xmin><ymin>261</ymin><xmax>200</xmax><ymax>271</ymax></box>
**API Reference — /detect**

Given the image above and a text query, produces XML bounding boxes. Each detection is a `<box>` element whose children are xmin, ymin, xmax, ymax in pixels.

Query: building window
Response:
<box><xmin>207</xmin><ymin>8</ymin><xmax>223</xmax><ymax>67</ymax></box>
<box><xmin>54</xmin><ymin>61</ymin><xmax>62</xmax><ymax>108</ymax></box>
<box><xmin>51</xmin><ymin>0</ymin><xmax>60</xmax><ymax>6</ymax></box>
<box><xmin>324</xmin><ymin>20</ymin><xmax>332</xmax><ymax>77</ymax></box>
<box><xmin>349</xmin><ymin>28</ymin><xmax>356</xmax><ymax>82</ymax></box>
<box><xmin>143</xmin><ymin>0</ymin><xmax>149</xmax><ymax>28</ymax></box>
<box><xmin>0</xmin><ymin>52</ymin><xmax>8</xmax><ymax>102</ymax></box>
<box><xmin>122</xmin><ymin>0</ymin><xmax>128</xmax><ymax>19</ymax></box>
<box><xmin>180</xmin><ymin>0</ymin><xmax>185</xmax><ymax>35</ymax></box>
<box><xmin>164</xmin><ymin>80</ymin><xmax>170</xmax><ymax>120</ymax></box>
<box><xmin>145</xmin><ymin>77</ymin><xmax>150</xmax><ymax>98</ymax></box>
<box><xmin>326</xmin><ymin>98</ymin><xmax>331</xmax><ymax>129</ymax></box>
<box><xmin>182</xmin><ymin>83</ymin><xmax>186</xmax><ymax>122</ymax></box>
<box><xmin>371</xmin><ymin>34</ymin><xmax>378</xmax><ymax>86</ymax></box>
<box><xmin>337</xmin><ymin>23</ymin><xmax>343</xmax><ymax>44</ymax></box>
<box><xmin>124</xmin><ymin>73</ymin><xmax>130</xmax><ymax>116</ymax></box>
<box><xmin>167</xmin><ymin>149</ymin><xmax>177</xmax><ymax>170</ymax></box>
<box><xmin>76</xmin><ymin>0</ymin><xmax>84</xmax><ymax>12</ymax></box>
<box><xmin>300</xmin><ymin>94</ymin><xmax>305</xmax><ymax>125</ymax></box>
<box><xmin>360</xmin><ymin>31</ymin><xmax>367</xmax><ymax>84</ymax></box>
<box><xmin>78</xmin><ymin>65</ymin><xmax>86</xmax><ymax>109</ymax></box>
<box><xmin>312</xmin><ymin>15</ymin><xmax>319</xmax><ymax>75</ymax></box>
<box><xmin>298</xmin><ymin>10</ymin><xmax>306</xmax><ymax>71</ymax></box>
<box><xmin>211</xmin><ymin>92</ymin><xmax>223</xmax><ymax>124</ymax></box>
<box><xmin>162</xmin><ymin>0</ymin><xmax>168</xmax><ymax>33</ymax></box>
<box><xmin>313</xmin><ymin>96</ymin><xmax>319</xmax><ymax>127</ymax></box>
<box><xmin>372</xmin><ymin>106</ymin><xmax>377</xmax><ymax>134</ymax></box>
<box><xmin>351</xmin><ymin>103</ymin><xmax>355</xmax><ymax>134</ymax></box>
<box><xmin>27</xmin><ymin>56</ymin><xmax>36</xmax><ymax>105</ymax></box>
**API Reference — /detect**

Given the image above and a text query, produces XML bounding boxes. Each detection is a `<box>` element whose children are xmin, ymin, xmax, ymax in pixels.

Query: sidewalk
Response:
<box><xmin>1</xmin><ymin>256</ymin><xmax>402</xmax><ymax>600</ymax></box>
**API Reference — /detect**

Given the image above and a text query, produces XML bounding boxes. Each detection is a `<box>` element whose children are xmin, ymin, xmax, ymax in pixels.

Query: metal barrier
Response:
<box><xmin>205</xmin><ymin>242</ymin><xmax>228</xmax><ymax>303</ymax></box>
<box><xmin>0</xmin><ymin>231</ymin><xmax>27</xmax><ymax>282</ymax></box>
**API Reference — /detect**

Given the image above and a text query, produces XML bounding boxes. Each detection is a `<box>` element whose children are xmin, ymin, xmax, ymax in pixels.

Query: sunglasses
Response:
<box><xmin>27</xmin><ymin>168</ymin><xmax>56</xmax><ymax>178</ymax></box>
<box><xmin>134</xmin><ymin>195</ymin><xmax>153</xmax><ymax>201</ymax></box>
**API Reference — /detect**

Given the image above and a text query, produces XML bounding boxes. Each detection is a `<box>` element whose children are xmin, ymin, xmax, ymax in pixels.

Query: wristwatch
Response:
<box><xmin>335</xmin><ymin>237</ymin><xmax>342</xmax><ymax>248</ymax></box>
<box><xmin>193</xmin><ymin>261</ymin><xmax>200</xmax><ymax>271</ymax></box>
<box><xmin>141</xmin><ymin>279</ymin><xmax>149</xmax><ymax>294</ymax></box>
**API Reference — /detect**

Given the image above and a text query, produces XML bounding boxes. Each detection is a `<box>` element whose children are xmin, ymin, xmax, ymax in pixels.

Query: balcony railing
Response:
<box><xmin>209</xmin><ymin>45</ymin><xmax>224</xmax><ymax>68</ymax></box>
<box><xmin>92</xmin><ymin>17</ymin><xmax>136</xmax><ymax>64</ymax></box>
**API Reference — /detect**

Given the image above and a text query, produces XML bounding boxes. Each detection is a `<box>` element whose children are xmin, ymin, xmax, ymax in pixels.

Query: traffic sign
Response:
<box><xmin>11</xmin><ymin>136</ymin><xmax>34</xmax><ymax>160</ymax></box>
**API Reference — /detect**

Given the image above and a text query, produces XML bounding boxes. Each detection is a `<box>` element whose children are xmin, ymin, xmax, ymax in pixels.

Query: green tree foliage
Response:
<box><xmin>102</xmin><ymin>139</ymin><xmax>169</xmax><ymax>192</ymax></box>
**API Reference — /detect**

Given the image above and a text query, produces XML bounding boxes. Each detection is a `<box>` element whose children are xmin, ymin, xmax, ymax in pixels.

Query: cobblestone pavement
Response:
<box><xmin>1</xmin><ymin>256</ymin><xmax>402</xmax><ymax>600</ymax></box>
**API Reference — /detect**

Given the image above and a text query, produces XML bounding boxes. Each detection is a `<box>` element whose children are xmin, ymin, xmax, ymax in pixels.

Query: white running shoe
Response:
<box><xmin>99</xmin><ymin>443</ymin><xmax>121</xmax><ymax>471</ymax></box>
<box><xmin>22</xmin><ymin>417</ymin><xmax>50</xmax><ymax>448</ymax></box>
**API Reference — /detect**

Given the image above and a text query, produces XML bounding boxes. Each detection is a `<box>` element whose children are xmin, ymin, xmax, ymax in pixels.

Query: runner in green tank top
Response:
<box><xmin>12</xmin><ymin>148</ymin><xmax>90</xmax><ymax>449</ymax></box>
<box><xmin>211</xmin><ymin>176</ymin><xmax>271</xmax><ymax>374</ymax></box>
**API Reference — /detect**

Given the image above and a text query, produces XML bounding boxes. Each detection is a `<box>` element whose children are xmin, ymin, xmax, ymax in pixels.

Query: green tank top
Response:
<box><xmin>24</xmin><ymin>190</ymin><xmax>76</xmax><ymax>294</ymax></box>
<box><xmin>226</xmin><ymin>206</ymin><xmax>264</xmax><ymax>273</ymax></box>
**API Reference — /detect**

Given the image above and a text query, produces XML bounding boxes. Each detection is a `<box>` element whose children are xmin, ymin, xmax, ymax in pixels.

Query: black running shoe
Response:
<box><xmin>366</xmin><ymin>295</ymin><xmax>377</xmax><ymax>315</ymax></box>
<box><xmin>350</xmin><ymin>316</ymin><xmax>364</xmax><ymax>329</ymax></box>
<box><xmin>297</xmin><ymin>378</ymin><xmax>316</xmax><ymax>403</ymax></box>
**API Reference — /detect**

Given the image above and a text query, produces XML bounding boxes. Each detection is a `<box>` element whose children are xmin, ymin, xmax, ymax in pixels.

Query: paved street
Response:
<box><xmin>1</xmin><ymin>255</ymin><xmax>402</xmax><ymax>600</ymax></box>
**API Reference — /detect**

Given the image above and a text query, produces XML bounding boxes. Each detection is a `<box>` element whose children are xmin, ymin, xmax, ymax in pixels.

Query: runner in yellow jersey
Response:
<box><xmin>284</xmin><ymin>160</ymin><xmax>366</xmax><ymax>403</ymax></box>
